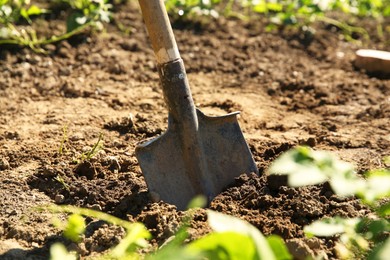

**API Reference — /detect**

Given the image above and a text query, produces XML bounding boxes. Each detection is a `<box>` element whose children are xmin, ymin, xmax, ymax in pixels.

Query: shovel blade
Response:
<box><xmin>136</xmin><ymin>109</ymin><xmax>258</xmax><ymax>210</ymax></box>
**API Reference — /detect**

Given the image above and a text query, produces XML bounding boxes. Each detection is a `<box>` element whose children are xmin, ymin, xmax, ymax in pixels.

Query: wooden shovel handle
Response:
<box><xmin>138</xmin><ymin>0</ymin><xmax>181</xmax><ymax>64</ymax></box>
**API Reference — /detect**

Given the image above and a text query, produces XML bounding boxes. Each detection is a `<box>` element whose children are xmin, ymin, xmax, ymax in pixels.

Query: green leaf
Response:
<box><xmin>268</xmin><ymin>147</ymin><xmax>331</xmax><ymax>187</ymax></box>
<box><xmin>147</xmin><ymin>219</ymin><xmax>190</xmax><ymax>260</ymax></box>
<box><xmin>149</xmin><ymin>247</ymin><xmax>198</xmax><ymax>260</ymax></box>
<box><xmin>27</xmin><ymin>5</ymin><xmax>44</xmax><ymax>16</ymax></box>
<box><xmin>50</xmin><ymin>243</ymin><xmax>77</xmax><ymax>260</ymax></box>
<box><xmin>361</xmin><ymin>170</ymin><xmax>390</xmax><ymax>203</ymax></box>
<box><xmin>267</xmin><ymin>3</ymin><xmax>283</xmax><ymax>12</ymax></box>
<box><xmin>304</xmin><ymin>217</ymin><xmax>360</xmax><ymax>237</ymax></box>
<box><xmin>366</xmin><ymin>219</ymin><xmax>390</xmax><ymax>241</ymax></box>
<box><xmin>267</xmin><ymin>235</ymin><xmax>292</xmax><ymax>260</ymax></box>
<box><xmin>288</xmin><ymin>166</ymin><xmax>328</xmax><ymax>187</ymax></box>
<box><xmin>186</xmin><ymin>232</ymin><xmax>257</xmax><ymax>260</ymax></box>
<box><xmin>265</xmin><ymin>24</ymin><xmax>277</xmax><ymax>32</ymax></box>
<box><xmin>20</xmin><ymin>7</ymin><xmax>30</xmax><ymax>23</ymax></box>
<box><xmin>383</xmin><ymin>5</ymin><xmax>390</xmax><ymax>16</ymax></box>
<box><xmin>269</xmin><ymin>147</ymin><xmax>358</xmax><ymax>192</ymax></box>
<box><xmin>253</xmin><ymin>3</ymin><xmax>267</xmax><ymax>14</ymax></box>
<box><xmin>304</xmin><ymin>220</ymin><xmax>344</xmax><ymax>237</ymax></box>
<box><xmin>47</xmin><ymin>205</ymin><xmax>151</xmax><ymax>258</ymax></box>
<box><xmin>207</xmin><ymin>210</ymin><xmax>279</xmax><ymax>260</ymax></box>
<box><xmin>66</xmin><ymin>11</ymin><xmax>87</xmax><ymax>32</ymax></box>
<box><xmin>187</xmin><ymin>195</ymin><xmax>207</xmax><ymax>210</ymax></box>
<box><xmin>377</xmin><ymin>202</ymin><xmax>390</xmax><ymax>217</ymax></box>
<box><xmin>0</xmin><ymin>0</ymin><xmax>9</xmax><ymax>6</ymax></box>
<box><xmin>63</xmin><ymin>214</ymin><xmax>85</xmax><ymax>242</ymax></box>
<box><xmin>148</xmin><ymin>247</ymin><xmax>194</xmax><ymax>260</ymax></box>
<box><xmin>355</xmin><ymin>218</ymin><xmax>390</xmax><ymax>243</ymax></box>
<box><xmin>368</xmin><ymin>237</ymin><xmax>390</xmax><ymax>260</ymax></box>
<box><xmin>329</xmin><ymin>173</ymin><xmax>365</xmax><ymax>197</ymax></box>
<box><xmin>110</xmin><ymin>222</ymin><xmax>150</xmax><ymax>258</ymax></box>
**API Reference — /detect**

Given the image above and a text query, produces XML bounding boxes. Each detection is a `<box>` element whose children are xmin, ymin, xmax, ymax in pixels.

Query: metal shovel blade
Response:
<box><xmin>136</xmin><ymin>1</ymin><xmax>257</xmax><ymax>210</ymax></box>
<box><xmin>136</xmin><ymin>109</ymin><xmax>258</xmax><ymax>210</ymax></box>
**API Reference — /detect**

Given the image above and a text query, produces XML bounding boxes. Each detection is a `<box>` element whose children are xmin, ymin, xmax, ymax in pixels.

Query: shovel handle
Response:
<box><xmin>138</xmin><ymin>0</ymin><xmax>181</xmax><ymax>64</ymax></box>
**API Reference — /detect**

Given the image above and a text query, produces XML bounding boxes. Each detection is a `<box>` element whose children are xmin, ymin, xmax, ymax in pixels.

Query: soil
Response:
<box><xmin>0</xmin><ymin>2</ymin><xmax>389</xmax><ymax>259</ymax></box>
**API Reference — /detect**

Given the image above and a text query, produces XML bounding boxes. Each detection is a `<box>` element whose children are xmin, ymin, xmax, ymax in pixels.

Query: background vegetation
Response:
<box><xmin>0</xmin><ymin>0</ymin><xmax>389</xmax><ymax>51</ymax></box>
<box><xmin>1</xmin><ymin>1</ymin><xmax>389</xmax><ymax>259</ymax></box>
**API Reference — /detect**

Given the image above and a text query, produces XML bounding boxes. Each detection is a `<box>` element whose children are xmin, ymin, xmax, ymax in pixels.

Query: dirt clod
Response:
<box><xmin>0</xmin><ymin>2</ymin><xmax>389</xmax><ymax>259</ymax></box>
<box><xmin>0</xmin><ymin>158</ymin><xmax>10</xmax><ymax>171</ymax></box>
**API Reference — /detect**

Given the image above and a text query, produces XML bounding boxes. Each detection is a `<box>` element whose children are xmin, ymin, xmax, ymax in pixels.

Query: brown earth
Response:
<box><xmin>0</xmin><ymin>2</ymin><xmax>389</xmax><ymax>259</ymax></box>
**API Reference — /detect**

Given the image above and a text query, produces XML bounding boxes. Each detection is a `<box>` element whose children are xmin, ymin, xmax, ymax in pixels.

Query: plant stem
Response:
<box><xmin>38</xmin><ymin>22</ymin><xmax>93</xmax><ymax>45</ymax></box>
<box><xmin>44</xmin><ymin>205</ymin><xmax>134</xmax><ymax>230</ymax></box>
<box><xmin>314</xmin><ymin>15</ymin><xmax>370</xmax><ymax>41</ymax></box>
<box><xmin>85</xmin><ymin>133</ymin><xmax>103</xmax><ymax>160</ymax></box>
<box><xmin>0</xmin><ymin>22</ymin><xmax>93</xmax><ymax>51</ymax></box>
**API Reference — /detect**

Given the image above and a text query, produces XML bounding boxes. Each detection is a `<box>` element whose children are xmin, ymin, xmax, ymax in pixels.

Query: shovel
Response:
<box><xmin>136</xmin><ymin>0</ymin><xmax>258</xmax><ymax>210</ymax></box>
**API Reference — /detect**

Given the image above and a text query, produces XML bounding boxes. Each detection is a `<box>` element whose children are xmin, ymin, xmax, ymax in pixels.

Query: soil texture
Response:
<box><xmin>0</xmin><ymin>2</ymin><xmax>389</xmax><ymax>259</ymax></box>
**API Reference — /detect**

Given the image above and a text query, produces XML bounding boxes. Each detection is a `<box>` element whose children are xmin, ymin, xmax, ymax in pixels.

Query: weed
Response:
<box><xmin>44</xmin><ymin>196</ymin><xmax>292</xmax><ymax>259</ymax></box>
<box><xmin>164</xmin><ymin>0</ymin><xmax>388</xmax><ymax>41</ymax></box>
<box><xmin>244</xmin><ymin>0</ymin><xmax>374</xmax><ymax>40</ymax></box>
<box><xmin>269</xmin><ymin>146</ymin><xmax>390</xmax><ymax>259</ymax></box>
<box><xmin>0</xmin><ymin>0</ymin><xmax>46</xmax><ymax>24</ymax></box>
<box><xmin>55</xmin><ymin>0</ymin><xmax>112</xmax><ymax>32</ymax></box>
<box><xmin>165</xmin><ymin>0</ymin><xmax>221</xmax><ymax>19</ymax></box>
<box><xmin>0</xmin><ymin>0</ymin><xmax>112</xmax><ymax>52</ymax></box>
<box><xmin>0</xmin><ymin>0</ymin><xmax>49</xmax><ymax>51</ymax></box>
<box><xmin>1</xmin><ymin>1</ymin><xmax>388</xmax><ymax>51</ymax></box>
<box><xmin>58</xmin><ymin>125</ymin><xmax>68</xmax><ymax>155</ymax></box>
<box><xmin>54</xmin><ymin>175</ymin><xmax>70</xmax><ymax>191</ymax></box>
<box><xmin>79</xmin><ymin>133</ymin><xmax>104</xmax><ymax>161</ymax></box>
<box><xmin>0</xmin><ymin>20</ymin><xmax>94</xmax><ymax>52</ymax></box>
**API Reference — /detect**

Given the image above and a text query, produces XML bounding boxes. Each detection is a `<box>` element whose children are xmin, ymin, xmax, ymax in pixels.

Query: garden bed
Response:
<box><xmin>0</xmin><ymin>1</ymin><xmax>389</xmax><ymax>259</ymax></box>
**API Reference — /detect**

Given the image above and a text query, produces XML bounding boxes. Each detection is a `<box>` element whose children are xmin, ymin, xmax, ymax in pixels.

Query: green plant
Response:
<box><xmin>0</xmin><ymin>0</ymin><xmax>48</xmax><ymax>51</ymax></box>
<box><xmin>269</xmin><ymin>146</ymin><xmax>390</xmax><ymax>259</ymax></box>
<box><xmin>45</xmin><ymin>197</ymin><xmax>292</xmax><ymax>260</ymax></box>
<box><xmin>58</xmin><ymin>125</ymin><xmax>69</xmax><ymax>155</ymax></box>
<box><xmin>57</xmin><ymin>0</ymin><xmax>112</xmax><ymax>32</ymax></box>
<box><xmin>0</xmin><ymin>0</ymin><xmax>46</xmax><ymax>24</ymax></box>
<box><xmin>54</xmin><ymin>175</ymin><xmax>70</xmax><ymax>191</ymax></box>
<box><xmin>45</xmin><ymin>205</ymin><xmax>151</xmax><ymax>260</ymax></box>
<box><xmin>245</xmin><ymin>0</ymin><xmax>371</xmax><ymax>40</ymax></box>
<box><xmin>165</xmin><ymin>0</ymin><xmax>221</xmax><ymax>18</ymax></box>
<box><xmin>0</xmin><ymin>0</ymin><xmax>112</xmax><ymax>52</ymax></box>
<box><xmin>79</xmin><ymin>133</ymin><xmax>104</xmax><ymax>161</ymax></box>
<box><xmin>163</xmin><ymin>0</ymin><xmax>378</xmax><ymax>40</ymax></box>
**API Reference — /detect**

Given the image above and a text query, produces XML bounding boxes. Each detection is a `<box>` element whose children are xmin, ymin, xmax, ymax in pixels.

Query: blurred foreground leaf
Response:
<box><xmin>63</xmin><ymin>214</ymin><xmax>85</xmax><ymax>242</ymax></box>
<box><xmin>207</xmin><ymin>210</ymin><xmax>287</xmax><ymax>260</ymax></box>
<box><xmin>304</xmin><ymin>217</ymin><xmax>361</xmax><ymax>238</ymax></box>
<box><xmin>187</xmin><ymin>232</ymin><xmax>257</xmax><ymax>260</ymax></box>
<box><xmin>50</xmin><ymin>243</ymin><xmax>77</xmax><ymax>260</ymax></box>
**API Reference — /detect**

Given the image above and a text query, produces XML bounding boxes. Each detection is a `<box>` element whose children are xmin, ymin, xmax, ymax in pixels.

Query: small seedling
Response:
<box><xmin>54</xmin><ymin>175</ymin><xmax>70</xmax><ymax>191</ymax></box>
<box><xmin>79</xmin><ymin>133</ymin><xmax>104</xmax><ymax>161</ymax></box>
<box><xmin>58</xmin><ymin>125</ymin><xmax>69</xmax><ymax>155</ymax></box>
